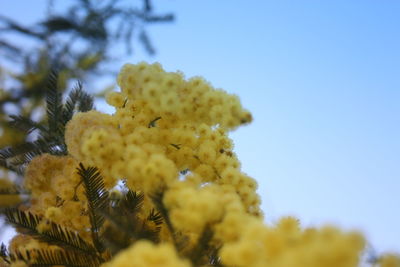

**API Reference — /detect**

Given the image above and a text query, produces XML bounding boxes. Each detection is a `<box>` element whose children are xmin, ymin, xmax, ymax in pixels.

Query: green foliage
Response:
<box><xmin>0</xmin><ymin>144</ymin><xmax>224</xmax><ymax>266</ymax></box>
<box><xmin>4</xmin><ymin>209</ymin><xmax>97</xmax><ymax>255</ymax></box>
<box><xmin>0</xmin><ymin>73</ymin><xmax>94</xmax><ymax>174</ymax></box>
<box><xmin>45</xmin><ymin>71</ymin><xmax>64</xmax><ymax>135</ymax></box>
<box><xmin>1</xmin><ymin>163</ymin><xmax>169</xmax><ymax>266</ymax></box>
<box><xmin>1</xmin><ymin>165</ymin><xmax>224</xmax><ymax>266</ymax></box>
<box><xmin>11</xmin><ymin>248</ymin><xmax>102</xmax><ymax>267</ymax></box>
<box><xmin>8</xmin><ymin>115</ymin><xmax>47</xmax><ymax>135</ymax></box>
<box><xmin>77</xmin><ymin>163</ymin><xmax>109</xmax><ymax>252</ymax></box>
<box><xmin>101</xmin><ymin>189</ymin><xmax>162</xmax><ymax>255</ymax></box>
<box><xmin>62</xmin><ymin>82</ymin><xmax>94</xmax><ymax>124</ymax></box>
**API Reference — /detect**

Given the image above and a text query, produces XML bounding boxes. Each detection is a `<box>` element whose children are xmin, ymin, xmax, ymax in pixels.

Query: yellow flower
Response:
<box><xmin>379</xmin><ymin>254</ymin><xmax>400</xmax><ymax>267</ymax></box>
<box><xmin>101</xmin><ymin>240</ymin><xmax>191</xmax><ymax>267</ymax></box>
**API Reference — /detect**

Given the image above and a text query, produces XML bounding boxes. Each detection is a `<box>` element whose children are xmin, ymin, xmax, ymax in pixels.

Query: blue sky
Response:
<box><xmin>2</xmin><ymin>0</ymin><xmax>400</xmax><ymax>254</ymax></box>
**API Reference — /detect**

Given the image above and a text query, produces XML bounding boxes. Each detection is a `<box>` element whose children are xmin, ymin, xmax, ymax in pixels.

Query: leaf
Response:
<box><xmin>45</xmin><ymin>70</ymin><xmax>63</xmax><ymax>134</ymax></box>
<box><xmin>76</xmin><ymin>87</ymin><xmax>94</xmax><ymax>113</ymax></box>
<box><xmin>147</xmin><ymin>208</ymin><xmax>163</xmax><ymax>226</ymax></box>
<box><xmin>0</xmin><ymin>138</ymin><xmax>64</xmax><ymax>169</ymax></box>
<box><xmin>5</xmin><ymin>209</ymin><xmax>96</xmax><ymax>255</ymax></box>
<box><xmin>0</xmin><ymin>75</ymin><xmax>93</xmax><ymax>172</ymax></box>
<box><xmin>62</xmin><ymin>82</ymin><xmax>84</xmax><ymax>124</ymax></box>
<box><xmin>0</xmin><ymin>155</ymin><xmax>21</xmax><ymax>174</ymax></box>
<box><xmin>11</xmin><ymin>248</ymin><xmax>102</xmax><ymax>267</ymax></box>
<box><xmin>0</xmin><ymin>140</ymin><xmax>46</xmax><ymax>164</ymax></box>
<box><xmin>77</xmin><ymin>163</ymin><xmax>109</xmax><ymax>252</ymax></box>
<box><xmin>64</xmin><ymin>82</ymin><xmax>94</xmax><ymax>114</ymax></box>
<box><xmin>100</xmin><ymin>190</ymin><xmax>161</xmax><ymax>253</ymax></box>
<box><xmin>62</xmin><ymin>81</ymin><xmax>93</xmax><ymax>124</ymax></box>
<box><xmin>121</xmin><ymin>190</ymin><xmax>144</xmax><ymax>213</ymax></box>
<box><xmin>8</xmin><ymin>115</ymin><xmax>47</xmax><ymax>134</ymax></box>
<box><xmin>99</xmin><ymin>189</ymin><xmax>146</xmax><ymax>253</ymax></box>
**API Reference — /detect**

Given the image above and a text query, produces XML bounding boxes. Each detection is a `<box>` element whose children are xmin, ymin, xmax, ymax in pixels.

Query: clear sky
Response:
<box><xmin>2</xmin><ymin>0</ymin><xmax>400</xmax><ymax>254</ymax></box>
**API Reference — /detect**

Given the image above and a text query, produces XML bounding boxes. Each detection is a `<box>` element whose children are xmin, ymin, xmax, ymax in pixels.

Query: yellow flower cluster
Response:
<box><xmin>101</xmin><ymin>240</ymin><xmax>191</xmax><ymax>267</ymax></box>
<box><xmin>23</xmin><ymin>154</ymin><xmax>91</xmax><ymax>238</ymax></box>
<box><xmin>219</xmin><ymin>216</ymin><xmax>365</xmax><ymax>267</ymax></box>
<box><xmin>116</xmin><ymin>62</ymin><xmax>252</xmax><ymax>129</ymax></box>
<box><xmin>164</xmin><ymin>181</ymin><xmax>244</xmax><ymax>235</ymax></box>
<box><xmin>379</xmin><ymin>254</ymin><xmax>400</xmax><ymax>267</ymax></box>
<box><xmin>65</xmin><ymin>62</ymin><xmax>261</xmax><ymax>217</ymax></box>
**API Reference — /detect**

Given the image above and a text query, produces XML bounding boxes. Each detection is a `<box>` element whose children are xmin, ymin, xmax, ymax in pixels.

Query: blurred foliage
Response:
<box><xmin>0</xmin><ymin>0</ymin><xmax>174</xmax><ymax>178</ymax></box>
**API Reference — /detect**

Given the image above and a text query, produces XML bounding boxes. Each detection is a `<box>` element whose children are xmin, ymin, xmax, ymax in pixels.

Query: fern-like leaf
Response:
<box><xmin>8</xmin><ymin>115</ymin><xmax>47</xmax><ymax>134</ymax></box>
<box><xmin>0</xmin><ymin>155</ymin><xmax>21</xmax><ymax>174</ymax></box>
<box><xmin>121</xmin><ymin>190</ymin><xmax>144</xmax><ymax>213</ymax></box>
<box><xmin>45</xmin><ymin>70</ymin><xmax>63</xmax><ymax>134</ymax></box>
<box><xmin>0</xmin><ymin>140</ymin><xmax>47</xmax><ymax>171</ymax></box>
<box><xmin>5</xmin><ymin>209</ymin><xmax>96</xmax><ymax>255</ymax></box>
<box><xmin>0</xmin><ymin>141</ymin><xmax>40</xmax><ymax>160</ymax></box>
<box><xmin>0</xmin><ymin>138</ymin><xmax>64</xmax><ymax>168</ymax></box>
<box><xmin>11</xmin><ymin>248</ymin><xmax>102</xmax><ymax>267</ymax></box>
<box><xmin>100</xmin><ymin>190</ymin><xmax>162</xmax><ymax>254</ymax></box>
<box><xmin>147</xmin><ymin>208</ymin><xmax>163</xmax><ymax>226</ymax></box>
<box><xmin>0</xmin><ymin>74</ymin><xmax>94</xmax><ymax>173</ymax></box>
<box><xmin>62</xmin><ymin>82</ymin><xmax>94</xmax><ymax>124</ymax></box>
<box><xmin>76</xmin><ymin>87</ymin><xmax>94</xmax><ymax>113</ymax></box>
<box><xmin>77</xmin><ymin>163</ymin><xmax>108</xmax><ymax>252</ymax></box>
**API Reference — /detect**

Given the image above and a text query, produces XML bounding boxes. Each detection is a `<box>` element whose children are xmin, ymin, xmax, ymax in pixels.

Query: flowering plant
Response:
<box><xmin>0</xmin><ymin>62</ymin><xmax>398</xmax><ymax>267</ymax></box>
